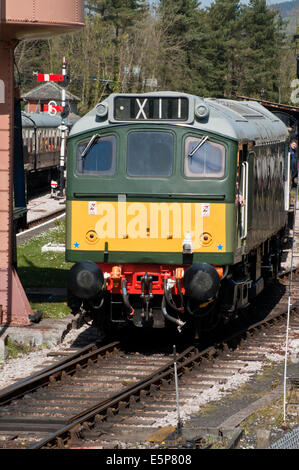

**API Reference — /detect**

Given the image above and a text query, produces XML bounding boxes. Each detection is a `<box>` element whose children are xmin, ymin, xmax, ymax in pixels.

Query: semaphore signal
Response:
<box><xmin>34</xmin><ymin>72</ymin><xmax>70</xmax><ymax>87</ymax></box>
<box><xmin>34</xmin><ymin>58</ymin><xmax>70</xmax><ymax>197</ymax></box>
<box><xmin>37</xmin><ymin>73</ymin><xmax>64</xmax><ymax>82</ymax></box>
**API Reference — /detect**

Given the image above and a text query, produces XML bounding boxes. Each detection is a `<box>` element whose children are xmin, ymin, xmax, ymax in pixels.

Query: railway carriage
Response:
<box><xmin>21</xmin><ymin>112</ymin><xmax>64</xmax><ymax>197</ymax></box>
<box><xmin>65</xmin><ymin>92</ymin><xmax>290</xmax><ymax>337</ymax></box>
<box><xmin>13</xmin><ymin>111</ymin><xmax>65</xmax><ymax>232</ymax></box>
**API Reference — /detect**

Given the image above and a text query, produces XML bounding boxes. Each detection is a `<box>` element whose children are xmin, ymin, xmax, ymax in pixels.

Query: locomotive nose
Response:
<box><xmin>183</xmin><ymin>263</ymin><xmax>220</xmax><ymax>304</ymax></box>
<box><xmin>68</xmin><ymin>261</ymin><xmax>104</xmax><ymax>299</ymax></box>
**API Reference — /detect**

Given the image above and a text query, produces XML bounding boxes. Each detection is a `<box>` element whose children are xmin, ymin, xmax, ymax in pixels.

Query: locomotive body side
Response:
<box><xmin>65</xmin><ymin>93</ymin><xmax>290</xmax><ymax>336</ymax></box>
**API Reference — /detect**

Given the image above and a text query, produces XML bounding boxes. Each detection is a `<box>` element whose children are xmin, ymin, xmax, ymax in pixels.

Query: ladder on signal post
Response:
<box><xmin>283</xmin><ymin>176</ymin><xmax>299</xmax><ymax>422</ymax></box>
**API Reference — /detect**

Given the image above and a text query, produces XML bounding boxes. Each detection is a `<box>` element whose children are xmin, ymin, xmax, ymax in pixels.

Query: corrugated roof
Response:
<box><xmin>21</xmin><ymin>111</ymin><xmax>80</xmax><ymax>127</ymax></box>
<box><xmin>22</xmin><ymin>82</ymin><xmax>81</xmax><ymax>102</ymax></box>
<box><xmin>238</xmin><ymin>95</ymin><xmax>299</xmax><ymax>115</ymax></box>
<box><xmin>21</xmin><ymin>112</ymin><xmax>62</xmax><ymax>127</ymax></box>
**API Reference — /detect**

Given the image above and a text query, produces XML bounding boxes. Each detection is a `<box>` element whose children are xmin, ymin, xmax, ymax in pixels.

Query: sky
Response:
<box><xmin>199</xmin><ymin>0</ymin><xmax>292</xmax><ymax>6</ymax></box>
<box><xmin>149</xmin><ymin>0</ymin><xmax>295</xmax><ymax>8</ymax></box>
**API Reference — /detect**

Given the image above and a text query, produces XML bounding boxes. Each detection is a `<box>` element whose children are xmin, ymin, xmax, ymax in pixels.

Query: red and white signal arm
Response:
<box><xmin>36</xmin><ymin>73</ymin><xmax>70</xmax><ymax>86</ymax></box>
<box><xmin>37</xmin><ymin>74</ymin><xmax>64</xmax><ymax>82</ymax></box>
<box><xmin>45</xmin><ymin>101</ymin><xmax>63</xmax><ymax>115</ymax></box>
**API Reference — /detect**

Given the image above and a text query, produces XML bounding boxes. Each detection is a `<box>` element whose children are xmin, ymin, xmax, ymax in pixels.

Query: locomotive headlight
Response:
<box><xmin>86</xmin><ymin>230</ymin><xmax>98</xmax><ymax>243</ymax></box>
<box><xmin>182</xmin><ymin>232</ymin><xmax>193</xmax><ymax>254</ymax></box>
<box><xmin>200</xmin><ymin>232</ymin><xmax>213</xmax><ymax>247</ymax></box>
<box><xmin>195</xmin><ymin>104</ymin><xmax>209</xmax><ymax>120</ymax></box>
<box><xmin>96</xmin><ymin>103</ymin><xmax>108</xmax><ymax>118</ymax></box>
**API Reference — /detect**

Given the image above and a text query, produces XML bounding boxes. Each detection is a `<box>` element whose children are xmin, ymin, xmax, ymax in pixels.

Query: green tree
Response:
<box><xmin>203</xmin><ymin>0</ymin><xmax>242</xmax><ymax>97</ymax></box>
<box><xmin>14</xmin><ymin>40</ymin><xmax>50</xmax><ymax>93</ymax></box>
<box><xmin>238</xmin><ymin>0</ymin><xmax>286</xmax><ymax>101</ymax></box>
<box><xmin>14</xmin><ymin>0</ymin><xmax>292</xmax><ymax>116</ymax></box>
<box><xmin>157</xmin><ymin>0</ymin><xmax>207</xmax><ymax>93</ymax></box>
<box><xmin>88</xmin><ymin>0</ymin><xmax>149</xmax><ymax>92</ymax></box>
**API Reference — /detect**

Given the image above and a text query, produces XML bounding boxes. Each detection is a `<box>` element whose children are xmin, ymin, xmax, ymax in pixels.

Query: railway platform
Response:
<box><xmin>27</xmin><ymin>193</ymin><xmax>65</xmax><ymax>225</ymax></box>
<box><xmin>0</xmin><ymin>314</ymin><xmax>80</xmax><ymax>363</ymax></box>
<box><xmin>16</xmin><ymin>194</ymin><xmax>66</xmax><ymax>246</ymax></box>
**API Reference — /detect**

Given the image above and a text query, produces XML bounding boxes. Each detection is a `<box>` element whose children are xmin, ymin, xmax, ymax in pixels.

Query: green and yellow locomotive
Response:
<box><xmin>65</xmin><ymin>92</ymin><xmax>290</xmax><ymax>336</ymax></box>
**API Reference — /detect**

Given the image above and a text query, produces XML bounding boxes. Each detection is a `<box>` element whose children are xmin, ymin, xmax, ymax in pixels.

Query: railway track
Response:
<box><xmin>15</xmin><ymin>190</ymin><xmax>66</xmax><ymax>245</ymax></box>
<box><xmin>27</xmin><ymin>208</ymin><xmax>65</xmax><ymax>231</ymax></box>
<box><xmin>0</xmin><ymin>339</ymin><xmax>176</xmax><ymax>449</ymax></box>
<box><xmin>7</xmin><ymin>190</ymin><xmax>297</xmax><ymax>449</ymax></box>
<box><xmin>35</xmin><ymin>307</ymin><xmax>298</xmax><ymax>450</ymax></box>
<box><xmin>0</xmin><ymin>271</ymin><xmax>297</xmax><ymax>449</ymax></box>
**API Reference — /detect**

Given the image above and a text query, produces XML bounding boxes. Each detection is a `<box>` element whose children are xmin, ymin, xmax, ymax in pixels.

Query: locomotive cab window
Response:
<box><xmin>127</xmin><ymin>131</ymin><xmax>174</xmax><ymax>177</ymax></box>
<box><xmin>77</xmin><ymin>135</ymin><xmax>116</xmax><ymax>175</ymax></box>
<box><xmin>184</xmin><ymin>136</ymin><xmax>225</xmax><ymax>178</ymax></box>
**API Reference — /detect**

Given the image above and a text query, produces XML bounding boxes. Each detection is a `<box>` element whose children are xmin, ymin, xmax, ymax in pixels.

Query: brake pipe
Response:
<box><xmin>161</xmin><ymin>296</ymin><xmax>186</xmax><ymax>333</ymax></box>
<box><xmin>164</xmin><ymin>279</ymin><xmax>184</xmax><ymax>314</ymax></box>
<box><xmin>121</xmin><ymin>278</ymin><xmax>134</xmax><ymax>317</ymax></box>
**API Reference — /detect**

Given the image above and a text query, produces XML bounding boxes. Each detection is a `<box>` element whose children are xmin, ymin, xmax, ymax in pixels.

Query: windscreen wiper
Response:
<box><xmin>81</xmin><ymin>134</ymin><xmax>101</xmax><ymax>159</ymax></box>
<box><xmin>188</xmin><ymin>135</ymin><xmax>209</xmax><ymax>158</ymax></box>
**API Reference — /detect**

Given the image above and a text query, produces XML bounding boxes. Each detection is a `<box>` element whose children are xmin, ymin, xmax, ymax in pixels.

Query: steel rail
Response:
<box><xmin>16</xmin><ymin>211</ymin><xmax>66</xmax><ymax>244</ymax></box>
<box><xmin>29</xmin><ymin>345</ymin><xmax>203</xmax><ymax>449</ymax></box>
<box><xmin>0</xmin><ymin>341</ymin><xmax>120</xmax><ymax>406</ymax></box>
<box><xmin>29</xmin><ymin>304</ymin><xmax>297</xmax><ymax>450</ymax></box>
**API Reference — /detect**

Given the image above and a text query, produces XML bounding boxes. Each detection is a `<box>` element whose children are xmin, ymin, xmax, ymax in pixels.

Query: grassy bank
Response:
<box><xmin>17</xmin><ymin>219</ymin><xmax>72</xmax><ymax>288</ymax></box>
<box><xmin>17</xmin><ymin>220</ymin><xmax>73</xmax><ymax>319</ymax></box>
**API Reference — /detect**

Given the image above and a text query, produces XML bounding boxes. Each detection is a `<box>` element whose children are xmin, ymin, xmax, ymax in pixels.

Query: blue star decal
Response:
<box><xmin>74</xmin><ymin>242</ymin><xmax>80</xmax><ymax>248</ymax></box>
<box><xmin>217</xmin><ymin>244</ymin><xmax>223</xmax><ymax>251</ymax></box>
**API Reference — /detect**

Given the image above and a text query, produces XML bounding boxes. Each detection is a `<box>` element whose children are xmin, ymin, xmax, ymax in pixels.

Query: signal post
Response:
<box><xmin>36</xmin><ymin>60</ymin><xmax>70</xmax><ymax>197</ymax></box>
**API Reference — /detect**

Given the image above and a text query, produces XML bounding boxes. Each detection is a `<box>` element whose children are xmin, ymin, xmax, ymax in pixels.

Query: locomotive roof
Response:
<box><xmin>69</xmin><ymin>92</ymin><xmax>289</xmax><ymax>145</ymax></box>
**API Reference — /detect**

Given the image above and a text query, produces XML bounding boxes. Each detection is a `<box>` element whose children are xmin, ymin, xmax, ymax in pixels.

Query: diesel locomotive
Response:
<box><xmin>65</xmin><ymin>92</ymin><xmax>290</xmax><ymax>337</ymax></box>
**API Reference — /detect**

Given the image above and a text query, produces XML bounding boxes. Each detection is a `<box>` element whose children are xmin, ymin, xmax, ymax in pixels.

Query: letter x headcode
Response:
<box><xmin>136</xmin><ymin>98</ymin><xmax>148</xmax><ymax>119</ymax></box>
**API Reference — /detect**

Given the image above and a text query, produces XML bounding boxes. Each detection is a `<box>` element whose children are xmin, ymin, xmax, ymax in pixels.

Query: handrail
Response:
<box><xmin>241</xmin><ymin>161</ymin><xmax>248</xmax><ymax>239</ymax></box>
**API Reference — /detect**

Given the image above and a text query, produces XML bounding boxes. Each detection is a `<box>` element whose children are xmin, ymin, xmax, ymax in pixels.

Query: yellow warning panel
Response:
<box><xmin>70</xmin><ymin>200</ymin><xmax>227</xmax><ymax>253</ymax></box>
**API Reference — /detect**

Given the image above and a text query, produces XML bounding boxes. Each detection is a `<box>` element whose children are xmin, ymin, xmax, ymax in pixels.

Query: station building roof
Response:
<box><xmin>22</xmin><ymin>82</ymin><xmax>81</xmax><ymax>103</ymax></box>
<box><xmin>238</xmin><ymin>96</ymin><xmax>299</xmax><ymax>119</ymax></box>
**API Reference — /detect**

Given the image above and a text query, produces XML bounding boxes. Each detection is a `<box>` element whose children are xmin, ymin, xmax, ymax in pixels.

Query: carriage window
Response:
<box><xmin>127</xmin><ymin>131</ymin><xmax>174</xmax><ymax>177</ymax></box>
<box><xmin>77</xmin><ymin>135</ymin><xmax>116</xmax><ymax>175</ymax></box>
<box><xmin>184</xmin><ymin>137</ymin><xmax>225</xmax><ymax>178</ymax></box>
